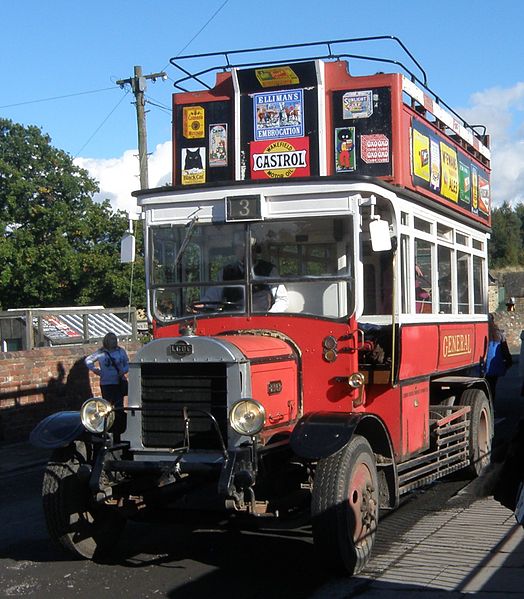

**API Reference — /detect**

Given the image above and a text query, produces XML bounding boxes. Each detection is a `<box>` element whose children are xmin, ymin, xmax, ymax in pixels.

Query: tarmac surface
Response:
<box><xmin>1</xmin><ymin>362</ymin><xmax>524</xmax><ymax>597</ymax></box>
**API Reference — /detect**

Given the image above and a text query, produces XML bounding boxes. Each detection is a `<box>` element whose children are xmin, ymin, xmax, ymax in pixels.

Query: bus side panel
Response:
<box><xmin>362</xmin><ymin>385</ymin><xmax>402</xmax><ymax>457</ymax></box>
<box><xmin>399</xmin><ymin>323</ymin><xmax>486</xmax><ymax>379</ymax></box>
<box><xmin>398</xmin><ymin>325</ymin><xmax>439</xmax><ymax>380</ymax></box>
<box><xmin>400</xmin><ymin>381</ymin><xmax>430</xmax><ymax>459</ymax></box>
<box><xmin>437</xmin><ymin>323</ymin><xmax>476</xmax><ymax>371</ymax></box>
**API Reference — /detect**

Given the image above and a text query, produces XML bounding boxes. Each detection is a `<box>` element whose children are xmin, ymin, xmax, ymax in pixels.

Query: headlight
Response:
<box><xmin>230</xmin><ymin>399</ymin><xmax>266</xmax><ymax>436</ymax></box>
<box><xmin>81</xmin><ymin>397</ymin><xmax>115</xmax><ymax>433</ymax></box>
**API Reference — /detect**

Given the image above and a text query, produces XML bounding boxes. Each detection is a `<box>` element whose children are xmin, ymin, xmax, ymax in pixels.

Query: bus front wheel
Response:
<box><xmin>42</xmin><ymin>441</ymin><xmax>126</xmax><ymax>559</ymax></box>
<box><xmin>311</xmin><ymin>434</ymin><xmax>378</xmax><ymax>576</ymax></box>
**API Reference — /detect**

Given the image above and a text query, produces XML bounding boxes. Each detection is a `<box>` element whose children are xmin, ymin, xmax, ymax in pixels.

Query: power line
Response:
<box><xmin>6</xmin><ymin>0</ymin><xmax>231</xmax><ymax>157</ymax></box>
<box><xmin>74</xmin><ymin>90</ymin><xmax>130</xmax><ymax>158</ymax></box>
<box><xmin>145</xmin><ymin>95</ymin><xmax>171</xmax><ymax>113</ymax></box>
<box><xmin>159</xmin><ymin>0</ymin><xmax>230</xmax><ymax>72</ymax></box>
<box><xmin>0</xmin><ymin>87</ymin><xmax>117</xmax><ymax>109</ymax></box>
<box><xmin>176</xmin><ymin>0</ymin><xmax>230</xmax><ymax>57</ymax></box>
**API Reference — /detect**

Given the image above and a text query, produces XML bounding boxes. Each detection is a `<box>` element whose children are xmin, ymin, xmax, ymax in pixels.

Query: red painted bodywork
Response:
<box><xmin>155</xmin><ymin>314</ymin><xmax>360</xmax><ymax>415</ymax></box>
<box><xmin>161</xmin><ymin>58</ymin><xmax>491</xmax><ymax>465</ymax></box>
<box><xmin>220</xmin><ymin>335</ymin><xmax>299</xmax><ymax>437</ymax></box>
<box><xmin>399</xmin><ymin>322</ymin><xmax>487</xmax><ymax>379</ymax></box>
<box><xmin>155</xmin><ymin>315</ymin><xmax>488</xmax><ymax>460</ymax></box>
<box><xmin>219</xmin><ymin>334</ymin><xmax>292</xmax><ymax>361</ymax></box>
<box><xmin>357</xmin><ymin>381</ymin><xmax>431</xmax><ymax>460</ymax></box>
<box><xmin>322</xmin><ymin>62</ymin><xmax>490</xmax><ymax>227</ymax></box>
<box><xmin>400</xmin><ymin>382</ymin><xmax>430</xmax><ymax>459</ymax></box>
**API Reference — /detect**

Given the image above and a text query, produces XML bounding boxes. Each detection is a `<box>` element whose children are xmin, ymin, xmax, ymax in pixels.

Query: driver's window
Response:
<box><xmin>250</xmin><ymin>218</ymin><xmax>352</xmax><ymax>317</ymax></box>
<box><xmin>151</xmin><ymin>228</ymin><xmax>177</xmax><ymax>284</ymax></box>
<box><xmin>180</xmin><ymin>242</ymin><xmax>201</xmax><ymax>284</ymax></box>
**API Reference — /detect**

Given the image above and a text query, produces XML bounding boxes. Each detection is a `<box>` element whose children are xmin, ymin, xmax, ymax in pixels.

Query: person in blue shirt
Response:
<box><xmin>485</xmin><ymin>313</ymin><xmax>512</xmax><ymax>402</ymax></box>
<box><xmin>85</xmin><ymin>332</ymin><xmax>129</xmax><ymax>408</ymax></box>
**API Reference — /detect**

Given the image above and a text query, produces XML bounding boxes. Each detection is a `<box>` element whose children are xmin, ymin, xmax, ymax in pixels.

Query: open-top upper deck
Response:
<box><xmin>160</xmin><ymin>37</ymin><xmax>491</xmax><ymax>228</ymax></box>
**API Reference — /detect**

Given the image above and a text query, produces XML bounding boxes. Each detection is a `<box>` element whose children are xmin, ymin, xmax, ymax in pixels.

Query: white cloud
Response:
<box><xmin>459</xmin><ymin>82</ymin><xmax>524</xmax><ymax>207</ymax></box>
<box><xmin>74</xmin><ymin>141</ymin><xmax>172</xmax><ymax>215</ymax></box>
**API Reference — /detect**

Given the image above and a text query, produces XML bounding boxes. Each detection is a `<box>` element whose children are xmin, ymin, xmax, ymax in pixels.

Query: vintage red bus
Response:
<box><xmin>33</xmin><ymin>38</ymin><xmax>492</xmax><ymax>575</ymax></box>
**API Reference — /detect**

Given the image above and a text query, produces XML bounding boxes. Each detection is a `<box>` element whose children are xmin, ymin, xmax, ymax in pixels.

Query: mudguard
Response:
<box><xmin>29</xmin><ymin>411</ymin><xmax>85</xmax><ymax>449</ymax></box>
<box><xmin>290</xmin><ymin>411</ymin><xmax>363</xmax><ymax>460</ymax></box>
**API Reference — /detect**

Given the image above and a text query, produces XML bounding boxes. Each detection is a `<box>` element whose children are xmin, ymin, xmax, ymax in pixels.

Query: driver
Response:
<box><xmin>198</xmin><ymin>244</ymin><xmax>288</xmax><ymax>312</ymax></box>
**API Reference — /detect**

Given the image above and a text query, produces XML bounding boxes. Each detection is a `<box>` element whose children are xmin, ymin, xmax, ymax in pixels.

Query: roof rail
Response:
<box><xmin>169</xmin><ymin>37</ymin><xmax>484</xmax><ymax>150</ymax></box>
<box><xmin>169</xmin><ymin>36</ymin><xmax>427</xmax><ymax>91</ymax></box>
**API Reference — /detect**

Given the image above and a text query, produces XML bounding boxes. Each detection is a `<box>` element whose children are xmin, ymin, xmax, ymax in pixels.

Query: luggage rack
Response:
<box><xmin>169</xmin><ymin>36</ymin><xmax>427</xmax><ymax>91</ymax></box>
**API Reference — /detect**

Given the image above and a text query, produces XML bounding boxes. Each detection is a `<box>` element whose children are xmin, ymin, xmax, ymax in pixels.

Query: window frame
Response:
<box><xmin>398</xmin><ymin>206</ymin><xmax>488</xmax><ymax>318</ymax></box>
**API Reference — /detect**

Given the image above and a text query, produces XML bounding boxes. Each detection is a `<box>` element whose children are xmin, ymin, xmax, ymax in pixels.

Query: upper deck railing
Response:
<box><xmin>169</xmin><ymin>37</ymin><xmax>487</xmax><ymax>153</ymax></box>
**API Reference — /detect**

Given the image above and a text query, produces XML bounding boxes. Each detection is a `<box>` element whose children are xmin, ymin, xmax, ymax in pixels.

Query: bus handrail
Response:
<box><xmin>169</xmin><ymin>37</ymin><xmax>486</xmax><ymax>146</ymax></box>
<box><xmin>169</xmin><ymin>36</ymin><xmax>427</xmax><ymax>90</ymax></box>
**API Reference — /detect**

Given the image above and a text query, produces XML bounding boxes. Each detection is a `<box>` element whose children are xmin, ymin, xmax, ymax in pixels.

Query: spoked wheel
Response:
<box><xmin>459</xmin><ymin>388</ymin><xmax>493</xmax><ymax>477</ymax></box>
<box><xmin>311</xmin><ymin>435</ymin><xmax>379</xmax><ymax>576</ymax></box>
<box><xmin>42</xmin><ymin>441</ymin><xmax>126</xmax><ymax>559</ymax></box>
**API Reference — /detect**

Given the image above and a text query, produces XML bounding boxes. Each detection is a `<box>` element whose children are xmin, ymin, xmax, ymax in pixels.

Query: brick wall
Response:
<box><xmin>0</xmin><ymin>342</ymin><xmax>141</xmax><ymax>444</ymax></box>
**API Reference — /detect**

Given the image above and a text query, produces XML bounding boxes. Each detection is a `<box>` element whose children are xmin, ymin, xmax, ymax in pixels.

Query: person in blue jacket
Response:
<box><xmin>485</xmin><ymin>313</ymin><xmax>512</xmax><ymax>402</ymax></box>
<box><xmin>85</xmin><ymin>332</ymin><xmax>129</xmax><ymax>408</ymax></box>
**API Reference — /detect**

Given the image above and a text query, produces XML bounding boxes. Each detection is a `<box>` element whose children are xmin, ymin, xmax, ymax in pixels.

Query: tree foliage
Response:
<box><xmin>0</xmin><ymin>118</ymin><xmax>145</xmax><ymax>309</ymax></box>
<box><xmin>489</xmin><ymin>202</ymin><xmax>524</xmax><ymax>268</ymax></box>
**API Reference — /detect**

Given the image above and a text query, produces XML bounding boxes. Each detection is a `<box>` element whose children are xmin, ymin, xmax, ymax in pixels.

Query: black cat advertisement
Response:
<box><xmin>182</xmin><ymin>147</ymin><xmax>206</xmax><ymax>185</ymax></box>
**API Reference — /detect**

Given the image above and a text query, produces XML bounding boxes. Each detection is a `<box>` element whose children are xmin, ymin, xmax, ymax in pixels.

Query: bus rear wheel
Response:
<box><xmin>311</xmin><ymin>434</ymin><xmax>378</xmax><ymax>576</ymax></box>
<box><xmin>459</xmin><ymin>388</ymin><xmax>493</xmax><ymax>477</ymax></box>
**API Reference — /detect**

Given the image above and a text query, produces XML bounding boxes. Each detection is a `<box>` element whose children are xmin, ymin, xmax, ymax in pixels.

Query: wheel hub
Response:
<box><xmin>349</xmin><ymin>463</ymin><xmax>377</xmax><ymax>543</ymax></box>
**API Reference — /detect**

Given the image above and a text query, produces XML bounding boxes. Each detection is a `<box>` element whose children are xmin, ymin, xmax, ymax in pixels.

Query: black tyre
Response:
<box><xmin>42</xmin><ymin>441</ymin><xmax>126</xmax><ymax>559</ymax></box>
<box><xmin>311</xmin><ymin>435</ymin><xmax>378</xmax><ymax>576</ymax></box>
<box><xmin>459</xmin><ymin>388</ymin><xmax>493</xmax><ymax>477</ymax></box>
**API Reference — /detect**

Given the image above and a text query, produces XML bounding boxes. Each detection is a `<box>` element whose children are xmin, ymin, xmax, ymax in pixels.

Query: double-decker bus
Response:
<box><xmin>33</xmin><ymin>38</ymin><xmax>492</xmax><ymax>575</ymax></box>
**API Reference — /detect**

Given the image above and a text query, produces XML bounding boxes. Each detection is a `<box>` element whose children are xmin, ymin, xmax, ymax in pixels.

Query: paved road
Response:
<box><xmin>1</xmin><ymin>362</ymin><xmax>523</xmax><ymax>598</ymax></box>
<box><xmin>0</xmin><ymin>464</ymin><xmax>484</xmax><ymax>598</ymax></box>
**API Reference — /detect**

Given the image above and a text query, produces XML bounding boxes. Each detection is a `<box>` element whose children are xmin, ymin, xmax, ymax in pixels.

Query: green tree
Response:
<box><xmin>0</xmin><ymin>118</ymin><xmax>145</xmax><ymax>309</ymax></box>
<box><xmin>513</xmin><ymin>202</ymin><xmax>524</xmax><ymax>263</ymax></box>
<box><xmin>489</xmin><ymin>202</ymin><xmax>523</xmax><ymax>268</ymax></box>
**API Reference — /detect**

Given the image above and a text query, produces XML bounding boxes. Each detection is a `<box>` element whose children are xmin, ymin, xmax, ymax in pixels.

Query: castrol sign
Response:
<box><xmin>250</xmin><ymin>137</ymin><xmax>310</xmax><ymax>179</ymax></box>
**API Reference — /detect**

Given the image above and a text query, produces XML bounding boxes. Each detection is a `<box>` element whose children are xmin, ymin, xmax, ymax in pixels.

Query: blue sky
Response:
<box><xmin>2</xmin><ymin>0</ymin><xmax>524</xmax><ymax>212</ymax></box>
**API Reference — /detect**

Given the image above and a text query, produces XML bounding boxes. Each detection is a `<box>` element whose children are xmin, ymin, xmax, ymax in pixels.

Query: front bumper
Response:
<box><xmin>93</xmin><ymin>442</ymin><xmax>258</xmax><ymax>512</ymax></box>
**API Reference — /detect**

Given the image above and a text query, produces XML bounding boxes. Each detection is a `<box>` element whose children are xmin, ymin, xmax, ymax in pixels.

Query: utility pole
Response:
<box><xmin>117</xmin><ymin>66</ymin><xmax>167</xmax><ymax>190</ymax></box>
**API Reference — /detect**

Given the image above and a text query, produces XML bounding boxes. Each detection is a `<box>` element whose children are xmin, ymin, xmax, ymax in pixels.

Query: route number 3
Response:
<box><xmin>226</xmin><ymin>195</ymin><xmax>262</xmax><ymax>221</ymax></box>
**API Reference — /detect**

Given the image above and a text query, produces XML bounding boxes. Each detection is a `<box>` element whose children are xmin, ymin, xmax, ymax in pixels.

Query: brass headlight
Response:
<box><xmin>230</xmin><ymin>399</ymin><xmax>266</xmax><ymax>436</ymax></box>
<box><xmin>81</xmin><ymin>397</ymin><xmax>115</xmax><ymax>433</ymax></box>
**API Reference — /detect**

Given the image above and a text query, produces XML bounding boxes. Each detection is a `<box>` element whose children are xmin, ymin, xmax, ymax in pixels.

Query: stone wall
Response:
<box><xmin>0</xmin><ymin>342</ymin><xmax>141</xmax><ymax>444</ymax></box>
<box><xmin>491</xmin><ymin>310</ymin><xmax>524</xmax><ymax>354</ymax></box>
<box><xmin>488</xmin><ymin>284</ymin><xmax>501</xmax><ymax>313</ymax></box>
